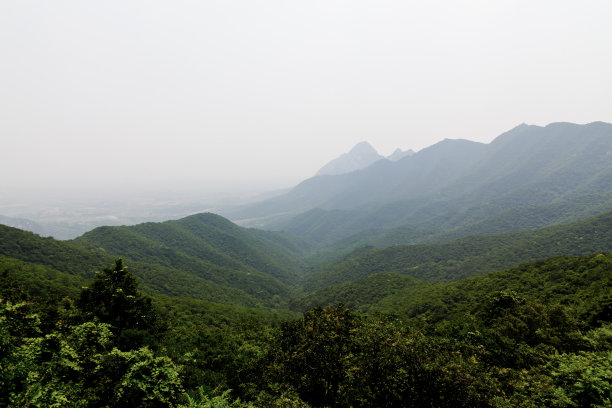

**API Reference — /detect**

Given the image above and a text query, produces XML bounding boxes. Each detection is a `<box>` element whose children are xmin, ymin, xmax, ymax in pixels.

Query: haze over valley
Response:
<box><xmin>2</xmin><ymin>1</ymin><xmax>612</xmax><ymax>407</ymax></box>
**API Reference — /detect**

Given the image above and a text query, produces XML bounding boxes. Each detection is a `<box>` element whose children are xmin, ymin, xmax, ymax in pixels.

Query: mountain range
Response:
<box><xmin>2</xmin><ymin>121</ymin><xmax>612</xmax><ymax>328</ymax></box>
<box><xmin>226</xmin><ymin>122</ymin><xmax>612</xmax><ymax>248</ymax></box>
<box><xmin>2</xmin><ymin>121</ymin><xmax>611</xmax><ymax>407</ymax></box>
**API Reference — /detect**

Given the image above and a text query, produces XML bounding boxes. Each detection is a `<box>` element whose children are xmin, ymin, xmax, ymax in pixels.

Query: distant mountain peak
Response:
<box><xmin>316</xmin><ymin>141</ymin><xmax>383</xmax><ymax>176</ymax></box>
<box><xmin>349</xmin><ymin>141</ymin><xmax>378</xmax><ymax>154</ymax></box>
<box><xmin>387</xmin><ymin>148</ymin><xmax>415</xmax><ymax>162</ymax></box>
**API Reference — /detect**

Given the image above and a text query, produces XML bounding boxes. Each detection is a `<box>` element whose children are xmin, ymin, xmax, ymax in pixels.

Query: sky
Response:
<box><xmin>1</xmin><ymin>0</ymin><xmax>611</xmax><ymax>202</ymax></box>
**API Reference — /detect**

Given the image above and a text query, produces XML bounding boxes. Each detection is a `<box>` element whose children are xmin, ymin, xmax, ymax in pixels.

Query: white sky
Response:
<box><xmin>1</xmin><ymin>0</ymin><xmax>611</xmax><ymax>200</ymax></box>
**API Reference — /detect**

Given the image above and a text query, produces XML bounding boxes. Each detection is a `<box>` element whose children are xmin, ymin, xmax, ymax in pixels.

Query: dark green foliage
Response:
<box><xmin>373</xmin><ymin>253</ymin><xmax>612</xmax><ymax>324</ymax></box>
<box><xmin>270</xmin><ymin>305</ymin><xmax>358</xmax><ymax>407</ymax></box>
<box><xmin>290</xmin><ymin>272</ymin><xmax>425</xmax><ymax>312</ymax></box>
<box><xmin>71</xmin><ymin>213</ymin><xmax>310</xmax><ymax>306</ymax></box>
<box><xmin>546</xmin><ymin>351</ymin><xmax>612</xmax><ymax>407</ymax></box>
<box><xmin>1</xmin><ymin>249</ymin><xmax>611</xmax><ymax>407</ymax></box>
<box><xmin>0</xmin><ymin>300</ymin><xmax>39</xmax><ymax>406</ymax></box>
<box><xmin>278</xmin><ymin>254</ymin><xmax>611</xmax><ymax>406</ymax></box>
<box><xmin>0</xmin><ymin>224</ymin><xmax>111</xmax><ymax>278</ymax></box>
<box><xmin>258</xmin><ymin>305</ymin><xmax>500</xmax><ymax>407</ymax></box>
<box><xmin>303</xmin><ymin>210</ymin><xmax>612</xmax><ymax>291</ymax></box>
<box><xmin>0</xmin><ymin>261</ymin><xmax>184</xmax><ymax>407</ymax></box>
<box><xmin>77</xmin><ymin>259</ymin><xmax>164</xmax><ymax>350</ymax></box>
<box><xmin>0</xmin><ymin>216</ymin><xmax>304</xmax><ymax>308</ymax></box>
<box><xmin>0</xmin><ymin>255</ymin><xmax>85</xmax><ymax>301</ymax></box>
<box><xmin>73</xmin><ymin>225</ymin><xmax>289</xmax><ymax>303</ymax></box>
<box><xmin>180</xmin><ymin>388</ymin><xmax>256</xmax><ymax>407</ymax></box>
<box><xmin>95</xmin><ymin>347</ymin><xmax>184</xmax><ymax>407</ymax></box>
<box><xmin>0</xmin><ymin>264</ymin><xmax>29</xmax><ymax>302</ymax></box>
<box><xmin>498</xmin><ymin>351</ymin><xmax>612</xmax><ymax>408</ymax></box>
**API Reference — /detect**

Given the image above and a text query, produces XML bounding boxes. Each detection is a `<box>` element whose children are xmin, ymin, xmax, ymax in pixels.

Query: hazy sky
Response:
<box><xmin>2</xmin><ymin>0</ymin><xmax>611</xmax><ymax>200</ymax></box>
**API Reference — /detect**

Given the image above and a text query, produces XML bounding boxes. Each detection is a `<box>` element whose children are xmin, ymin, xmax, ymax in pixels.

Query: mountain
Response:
<box><xmin>315</xmin><ymin>141</ymin><xmax>384</xmax><ymax>176</ymax></box>
<box><xmin>300</xmin><ymin>208</ymin><xmax>612</xmax><ymax>292</ymax></box>
<box><xmin>227</xmin><ymin>122</ymin><xmax>612</xmax><ymax>246</ymax></box>
<box><xmin>292</xmin><ymin>252</ymin><xmax>612</xmax><ymax>325</ymax></box>
<box><xmin>70</xmin><ymin>213</ymin><xmax>312</xmax><ymax>306</ymax></box>
<box><xmin>0</xmin><ymin>222</ymin><xmax>258</xmax><ymax>307</ymax></box>
<box><xmin>0</xmin><ymin>223</ymin><xmax>111</xmax><ymax>279</ymax></box>
<box><xmin>0</xmin><ymin>212</ymin><xmax>312</xmax><ymax>308</ymax></box>
<box><xmin>387</xmin><ymin>148</ymin><xmax>414</xmax><ymax>161</ymax></box>
<box><xmin>372</xmin><ymin>252</ymin><xmax>612</xmax><ymax>322</ymax></box>
<box><xmin>228</xmin><ymin>137</ymin><xmax>485</xmax><ymax>227</ymax></box>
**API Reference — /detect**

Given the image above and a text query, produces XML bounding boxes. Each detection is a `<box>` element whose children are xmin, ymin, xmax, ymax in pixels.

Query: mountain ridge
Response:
<box><xmin>226</xmin><ymin>121</ymin><xmax>612</xmax><ymax>246</ymax></box>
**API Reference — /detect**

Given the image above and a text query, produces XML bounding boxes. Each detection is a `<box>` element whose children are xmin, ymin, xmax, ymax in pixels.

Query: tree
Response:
<box><xmin>77</xmin><ymin>259</ymin><xmax>164</xmax><ymax>350</ymax></box>
<box><xmin>268</xmin><ymin>304</ymin><xmax>358</xmax><ymax>407</ymax></box>
<box><xmin>262</xmin><ymin>306</ymin><xmax>497</xmax><ymax>407</ymax></box>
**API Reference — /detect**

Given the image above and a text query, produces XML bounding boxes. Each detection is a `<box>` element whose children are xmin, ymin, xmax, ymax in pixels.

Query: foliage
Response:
<box><xmin>100</xmin><ymin>347</ymin><xmax>184</xmax><ymax>407</ymax></box>
<box><xmin>0</xmin><ymin>218</ymin><xmax>304</xmax><ymax>308</ymax></box>
<box><xmin>2</xmin><ymin>213</ymin><xmax>612</xmax><ymax>407</ymax></box>
<box><xmin>77</xmin><ymin>259</ymin><xmax>164</xmax><ymax>349</ymax></box>
<box><xmin>374</xmin><ymin>253</ymin><xmax>612</xmax><ymax>323</ymax></box>
<box><xmin>546</xmin><ymin>351</ymin><xmax>612</xmax><ymax>407</ymax></box>
<box><xmin>0</xmin><ymin>261</ymin><xmax>184</xmax><ymax>407</ymax></box>
<box><xmin>303</xmin><ymin>210</ymin><xmax>612</xmax><ymax>291</ymax></box>
<box><xmin>258</xmin><ymin>305</ymin><xmax>500</xmax><ymax>407</ymax></box>
<box><xmin>70</xmin><ymin>213</ymin><xmax>309</xmax><ymax>305</ymax></box>
<box><xmin>290</xmin><ymin>272</ymin><xmax>424</xmax><ymax>312</ymax></box>
<box><xmin>179</xmin><ymin>388</ymin><xmax>254</xmax><ymax>408</ymax></box>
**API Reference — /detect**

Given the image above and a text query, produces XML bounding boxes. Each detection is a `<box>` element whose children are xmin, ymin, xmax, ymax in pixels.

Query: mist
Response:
<box><xmin>2</xmin><ymin>1</ymin><xmax>612</xmax><ymax>235</ymax></box>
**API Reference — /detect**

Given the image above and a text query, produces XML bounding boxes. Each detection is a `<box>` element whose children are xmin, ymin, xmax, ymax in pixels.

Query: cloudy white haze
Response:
<box><xmin>2</xmin><ymin>0</ymin><xmax>612</xmax><ymax>203</ymax></box>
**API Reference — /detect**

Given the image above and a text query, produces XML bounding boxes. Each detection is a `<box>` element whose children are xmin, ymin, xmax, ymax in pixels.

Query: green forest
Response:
<box><xmin>1</xmin><ymin>206</ymin><xmax>611</xmax><ymax>407</ymax></box>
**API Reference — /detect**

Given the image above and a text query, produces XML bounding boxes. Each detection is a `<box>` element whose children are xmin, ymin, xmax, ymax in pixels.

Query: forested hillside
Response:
<box><xmin>302</xmin><ymin>209</ymin><xmax>612</xmax><ymax>291</ymax></box>
<box><xmin>2</xmin><ymin>249</ymin><xmax>610</xmax><ymax>407</ymax></box>
<box><xmin>292</xmin><ymin>253</ymin><xmax>612</xmax><ymax>318</ymax></box>
<box><xmin>2</xmin><ymin>202</ymin><xmax>611</xmax><ymax>407</ymax></box>
<box><xmin>72</xmin><ymin>212</ymin><xmax>309</xmax><ymax>284</ymax></box>
<box><xmin>0</xmin><ymin>217</ymin><xmax>303</xmax><ymax>308</ymax></box>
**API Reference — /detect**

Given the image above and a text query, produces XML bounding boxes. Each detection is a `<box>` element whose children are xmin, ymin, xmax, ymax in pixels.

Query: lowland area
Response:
<box><xmin>2</xmin><ymin>122</ymin><xmax>611</xmax><ymax>407</ymax></box>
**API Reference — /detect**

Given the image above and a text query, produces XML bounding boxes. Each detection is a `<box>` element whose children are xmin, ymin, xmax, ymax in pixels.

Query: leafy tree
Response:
<box><xmin>94</xmin><ymin>347</ymin><xmax>183</xmax><ymax>408</ymax></box>
<box><xmin>0</xmin><ymin>299</ymin><xmax>40</xmax><ymax>406</ymax></box>
<box><xmin>268</xmin><ymin>304</ymin><xmax>358</xmax><ymax>407</ymax></box>
<box><xmin>547</xmin><ymin>351</ymin><xmax>612</xmax><ymax>408</ymax></box>
<box><xmin>179</xmin><ymin>388</ymin><xmax>255</xmax><ymax>408</ymax></box>
<box><xmin>262</xmin><ymin>305</ymin><xmax>496</xmax><ymax>407</ymax></box>
<box><xmin>77</xmin><ymin>259</ymin><xmax>164</xmax><ymax>349</ymax></box>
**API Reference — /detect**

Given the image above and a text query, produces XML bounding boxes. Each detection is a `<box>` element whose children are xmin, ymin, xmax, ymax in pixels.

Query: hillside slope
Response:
<box><xmin>1</xmin><ymin>212</ymin><xmax>311</xmax><ymax>308</ymax></box>
<box><xmin>69</xmin><ymin>213</ymin><xmax>314</xmax><ymax>307</ymax></box>
<box><xmin>302</xmin><ymin>209</ymin><xmax>612</xmax><ymax>292</ymax></box>
<box><xmin>292</xmin><ymin>253</ymin><xmax>612</xmax><ymax>326</ymax></box>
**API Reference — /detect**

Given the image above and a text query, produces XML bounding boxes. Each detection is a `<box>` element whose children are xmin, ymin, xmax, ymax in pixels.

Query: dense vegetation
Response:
<box><xmin>0</xmin><ymin>218</ymin><xmax>304</xmax><ymax>308</ymax></box>
<box><xmin>303</xmin><ymin>209</ymin><xmax>612</xmax><ymax>291</ymax></box>
<box><xmin>1</xmin><ymin>253</ymin><xmax>610</xmax><ymax>407</ymax></box>
<box><xmin>304</xmin><ymin>190</ymin><xmax>612</xmax><ymax>265</ymax></box>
